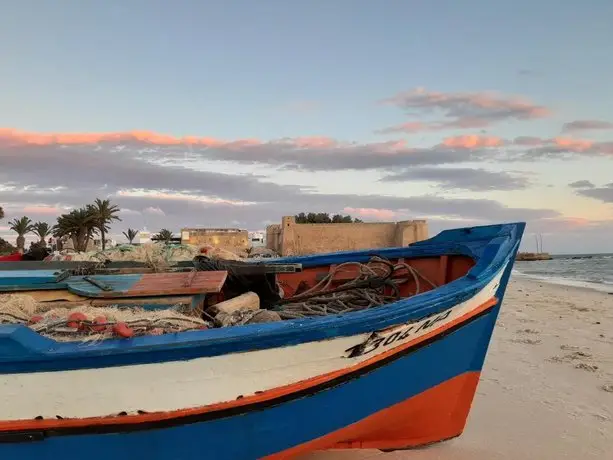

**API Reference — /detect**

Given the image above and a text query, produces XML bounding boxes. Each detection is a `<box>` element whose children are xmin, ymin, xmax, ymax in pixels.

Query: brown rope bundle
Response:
<box><xmin>276</xmin><ymin>256</ymin><xmax>437</xmax><ymax>319</ymax></box>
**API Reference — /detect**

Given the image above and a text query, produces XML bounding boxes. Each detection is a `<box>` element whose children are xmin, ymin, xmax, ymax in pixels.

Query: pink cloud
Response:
<box><xmin>286</xmin><ymin>137</ymin><xmax>338</xmax><ymax>149</ymax></box>
<box><xmin>0</xmin><ymin>128</ymin><xmax>225</xmax><ymax>147</ymax></box>
<box><xmin>22</xmin><ymin>205</ymin><xmax>63</xmax><ymax>215</ymax></box>
<box><xmin>552</xmin><ymin>137</ymin><xmax>594</xmax><ymax>152</ymax></box>
<box><xmin>376</xmin><ymin>122</ymin><xmax>428</xmax><ymax>134</ymax></box>
<box><xmin>442</xmin><ymin>135</ymin><xmax>504</xmax><ymax>149</ymax></box>
<box><xmin>343</xmin><ymin>207</ymin><xmax>398</xmax><ymax>220</ymax></box>
<box><xmin>376</xmin><ymin>117</ymin><xmax>490</xmax><ymax>134</ymax></box>
<box><xmin>380</xmin><ymin>88</ymin><xmax>551</xmax><ymax>128</ymax></box>
<box><xmin>511</xmin><ymin>136</ymin><xmax>613</xmax><ymax>156</ymax></box>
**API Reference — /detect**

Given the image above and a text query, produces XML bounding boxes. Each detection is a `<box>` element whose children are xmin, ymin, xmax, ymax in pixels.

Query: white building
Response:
<box><xmin>248</xmin><ymin>231</ymin><xmax>265</xmax><ymax>247</ymax></box>
<box><xmin>135</xmin><ymin>227</ymin><xmax>152</xmax><ymax>245</ymax></box>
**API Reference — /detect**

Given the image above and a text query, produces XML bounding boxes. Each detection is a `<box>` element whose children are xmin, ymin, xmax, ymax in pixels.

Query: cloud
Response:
<box><xmin>2</xmin><ymin>109</ymin><xmax>613</xmax><ymax>253</ymax></box>
<box><xmin>22</xmin><ymin>205</ymin><xmax>66</xmax><ymax>215</ymax></box>
<box><xmin>143</xmin><ymin>206</ymin><xmax>166</xmax><ymax>216</ymax></box>
<box><xmin>562</xmin><ymin>120</ymin><xmax>613</xmax><ymax>133</ymax></box>
<box><xmin>118</xmin><ymin>208</ymin><xmax>142</xmax><ymax>216</ymax></box>
<box><xmin>113</xmin><ymin>192</ymin><xmax>559</xmax><ymax>226</ymax></box>
<box><xmin>4</xmin><ymin>127</ymin><xmax>612</xmax><ymax>177</ymax></box>
<box><xmin>378</xmin><ymin>88</ymin><xmax>550</xmax><ymax>133</ymax></box>
<box><xmin>343</xmin><ymin>207</ymin><xmax>398</xmax><ymax>221</ymax></box>
<box><xmin>0</xmin><ymin>141</ymin><xmax>559</xmax><ymax>234</ymax></box>
<box><xmin>574</xmin><ymin>183</ymin><xmax>613</xmax><ymax>203</ymax></box>
<box><xmin>510</xmin><ymin>136</ymin><xmax>613</xmax><ymax>159</ymax></box>
<box><xmin>512</xmin><ymin>136</ymin><xmax>545</xmax><ymax>146</ymax></box>
<box><xmin>0</xmin><ymin>127</ymin><xmax>492</xmax><ymax>172</ymax></box>
<box><xmin>375</xmin><ymin>118</ymin><xmax>489</xmax><ymax>134</ymax></box>
<box><xmin>0</xmin><ymin>128</ymin><xmax>224</xmax><ymax>148</ymax></box>
<box><xmin>0</xmin><ymin>142</ymin><xmax>307</xmax><ymax>203</ymax></box>
<box><xmin>441</xmin><ymin>135</ymin><xmax>503</xmax><ymax>149</ymax></box>
<box><xmin>381</xmin><ymin>167</ymin><xmax>529</xmax><ymax>191</ymax></box>
<box><xmin>568</xmin><ymin>180</ymin><xmax>595</xmax><ymax>189</ymax></box>
<box><xmin>117</xmin><ymin>190</ymin><xmax>255</xmax><ymax>207</ymax></box>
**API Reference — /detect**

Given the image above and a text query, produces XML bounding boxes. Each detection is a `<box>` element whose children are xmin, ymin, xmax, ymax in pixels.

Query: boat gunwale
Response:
<box><xmin>0</xmin><ymin>222</ymin><xmax>525</xmax><ymax>373</ymax></box>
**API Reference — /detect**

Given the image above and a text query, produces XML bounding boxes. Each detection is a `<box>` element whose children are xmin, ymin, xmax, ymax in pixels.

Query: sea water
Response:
<box><xmin>513</xmin><ymin>254</ymin><xmax>613</xmax><ymax>293</ymax></box>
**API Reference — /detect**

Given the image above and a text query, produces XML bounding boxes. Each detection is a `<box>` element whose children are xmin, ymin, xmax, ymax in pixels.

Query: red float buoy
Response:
<box><xmin>29</xmin><ymin>315</ymin><xmax>44</xmax><ymax>325</ymax></box>
<box><xmin>67</xmin><ymin>312</ymin><xmax>88</xmax><ymax>329</ymax></box>
<box><xmin>113</xmin><ymin>322</ymin><xmax>134</xmax><ymax>338</ymax></box>
<box><xmin>91</xmin><ymin>316</ymin><xmax>108</xmax><ymax>332</ymax></box>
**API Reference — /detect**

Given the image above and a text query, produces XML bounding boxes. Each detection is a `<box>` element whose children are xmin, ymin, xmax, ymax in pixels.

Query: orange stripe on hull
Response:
<box><xmin>0</xmin><ymin>298</ymin><xmax>496</xmax><ymax>433</ymax></box>
<box><xmin>265</xmin><ymin>371</ymin><xmax>482</xmax><ymax>459</ymax></box>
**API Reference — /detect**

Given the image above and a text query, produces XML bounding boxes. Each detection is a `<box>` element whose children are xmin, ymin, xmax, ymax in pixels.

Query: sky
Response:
<box><xmin>1</xmin><ymin>0</ymin><xmax>613</xmax><ymax>254</ymax></box>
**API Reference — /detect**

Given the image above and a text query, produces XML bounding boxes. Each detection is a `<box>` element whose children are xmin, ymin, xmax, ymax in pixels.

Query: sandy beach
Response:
<box><xmin>300</xmin><ymin>277</ymin><xmax>613</xmax><ymax>460</ymax></box>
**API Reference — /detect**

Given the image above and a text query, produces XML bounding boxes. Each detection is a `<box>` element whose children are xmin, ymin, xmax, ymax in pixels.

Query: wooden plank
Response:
<box><xmin>0</xmin><ymin>260</ymin><xmax>194</xmax><ymax>271</ymax></box>
<box><xmin>0</xmin><ymin>270</ymin><xmax>69</xmax><ymax>291</ymax></box>
<box><xmin>28</xmin><ymin>295</ymin><xmax>198</xmax><ymax>311</ymax></box>
<box><xmin>438</xmin><ymin>255</ymin><xmax>449</xmax><ymax>286</ymax></box>
<box><xmin>66</xmin><ymin>271</ymin><xmax>228</xmax><ymax>298</ymax></box>
<box><xmin>24</xmin><ymin>290</ymin><xmax>85</xmax><ymax>302</ymax></box>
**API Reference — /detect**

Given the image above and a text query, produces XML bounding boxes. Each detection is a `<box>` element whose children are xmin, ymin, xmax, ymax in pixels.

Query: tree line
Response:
<box><xmin>294</xmin><ymin>212</ymin><xmax>363</xmax><ymax>224</ymax></box>
<box><xmin>0</xmin><ymin>200</ymin><xmax>177</xmax><ymax>254</ymax></box>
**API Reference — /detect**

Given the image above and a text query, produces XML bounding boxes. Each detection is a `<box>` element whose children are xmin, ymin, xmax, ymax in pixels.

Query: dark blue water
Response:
<box><xmin>514</xmin><ymin>253</ymin><xmax>613</xmax><ymax>292</ymax></box>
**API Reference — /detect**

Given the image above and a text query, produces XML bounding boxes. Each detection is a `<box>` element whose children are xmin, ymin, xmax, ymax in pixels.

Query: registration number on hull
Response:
<box><xmin>344</xmin><ymin>308</ymin><xmax>453</xmax><ymax>358</ymax></box>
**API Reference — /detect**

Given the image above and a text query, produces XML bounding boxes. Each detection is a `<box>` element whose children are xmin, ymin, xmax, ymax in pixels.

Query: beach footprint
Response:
<box><xmin>575</xmin><ymin>363</ymin><xmax>599</xmax><ymax>372</ymax></box>
<box><xmin>511</xmin><ymin>338</ymin><xmax>541</xmax><ymax>345</ymax></box>
<box><xmin>548</xmin><ymin>350</ymin><xmax>591</xmax><ymax>363</ymax></box>
<box><xmin>560</xmin><ymin>344</ymin><xmax>580</xmax><ymax>351</ymax></box>
<box><xmin>516</xmin><ymin>328</ymin><xmax>540</xmax><ymax>334</ymax></box>
<box><xmin>548</xmin><ymin>350</ymin><xmax>600</xmax><ymax>372</ymax></box>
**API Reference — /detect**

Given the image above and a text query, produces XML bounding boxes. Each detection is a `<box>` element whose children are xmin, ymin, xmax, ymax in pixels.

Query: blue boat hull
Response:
<box><xmin>1</xmin><ymin>304</ymin><xmax>499</xmax><ymax>459</ymax></box>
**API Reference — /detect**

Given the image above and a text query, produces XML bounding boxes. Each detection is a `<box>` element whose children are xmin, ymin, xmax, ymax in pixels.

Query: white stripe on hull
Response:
<box><xmin>1</xmin><ymin>268</ymin><xmax>504</xmax><ymax>421</ymax></box>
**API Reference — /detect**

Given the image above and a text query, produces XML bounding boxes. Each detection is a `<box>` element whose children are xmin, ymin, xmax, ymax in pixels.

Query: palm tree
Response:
<box><xmin>154</xmin><ymin>229</ymin><xmax>174</xmax><ymax>244</ymax></box>
<box><xmin>122</xmin><ymin>228</ymin><xmax>139</xmax><ymax>244</ymax></box>
<box><xmin>32</xmin><ymin>222</ymin><xmax>52</xmax><ymax>246</ymax></box>
<box><xmin>90</xmin><ymin>198</ymin><xmax>121</xmax><ymax>250</ymax></box>
<box><xmin>8</xmin><ymin>216</ymin><xmax>33</xmax><ymax>252</ymax></box>
<box><xmin>53</xmin><ymin>207</ymin><xmax>98</xmax><ymax>252</ymax></box>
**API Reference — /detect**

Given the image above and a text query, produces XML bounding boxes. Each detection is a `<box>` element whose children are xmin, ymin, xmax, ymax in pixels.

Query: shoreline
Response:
<box><xmin>301</xmin><ymin>276</ymin><xmax>613</xmax><ymax>459</ymax></box>
<box><xmin>512</xmin><ymin>270</ymin><xmax>613</xmax><ymax>294</ymax></box>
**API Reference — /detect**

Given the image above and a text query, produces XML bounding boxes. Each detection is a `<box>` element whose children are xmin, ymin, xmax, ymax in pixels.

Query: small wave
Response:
<box><xmin>511</xmin><ymin>272</ymin><xmax>613</xmax><ymax>293</ymax></box>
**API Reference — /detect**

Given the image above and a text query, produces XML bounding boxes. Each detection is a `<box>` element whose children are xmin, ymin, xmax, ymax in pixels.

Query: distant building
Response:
<box><xmin>180</xmin><ymin>227</ymin><xmax>249</xmax><ymax>255</ymax></box>
<box><xmin>93</xmin><ymin>237</ymin><xmax>117</xmax><ymax>249</ymax></box>
<box><xmin>135</xmin><ymin>227</ymin><xmax>152</xmax><ymax>245</ymax></box>
<box><xmin>249</xmin><ymin>231</ymin><xmax>265</xmax><ymax>247</ymax></box>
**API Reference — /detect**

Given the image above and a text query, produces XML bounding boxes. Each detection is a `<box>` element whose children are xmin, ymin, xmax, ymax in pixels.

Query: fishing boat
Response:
<box><xmin>0</xmin><ymin>222</ymin><xmax>524</xmax><ymax>459</ymax></box>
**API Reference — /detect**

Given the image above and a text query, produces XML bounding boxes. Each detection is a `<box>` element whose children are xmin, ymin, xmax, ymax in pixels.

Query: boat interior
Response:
<box><xmin>0</xmin><ymin>252</ymin><xmax>479</xmax><ymax>343</ymax></box>
<box><xmin>275</xmin><ymin>254</ymin><xmax>476</xmax><ymax>300</ymax></box>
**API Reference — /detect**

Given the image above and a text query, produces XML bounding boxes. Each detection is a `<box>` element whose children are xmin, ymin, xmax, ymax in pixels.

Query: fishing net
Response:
<box><xmin>46</xmin><ymin>243</ymin><xmax>245</xmax><ymax>270</ymax></box>
<box><xmin>0</xmin><ymin>293</ymin><xmax>209</xmax><ymax>342</ymax></box>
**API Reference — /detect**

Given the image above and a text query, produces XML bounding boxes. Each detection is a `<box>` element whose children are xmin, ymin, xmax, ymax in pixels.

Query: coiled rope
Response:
<box><xmin>275</xmin><ymin>256</ymin><xmax>437</xmax><ymax>319</ymax></box>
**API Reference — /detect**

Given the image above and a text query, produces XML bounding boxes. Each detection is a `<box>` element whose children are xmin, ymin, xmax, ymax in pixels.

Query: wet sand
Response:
<box><xmin>299</xmin><ymin>277</ymin><xmax>613</xmax><ymax>460</ymax></box>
